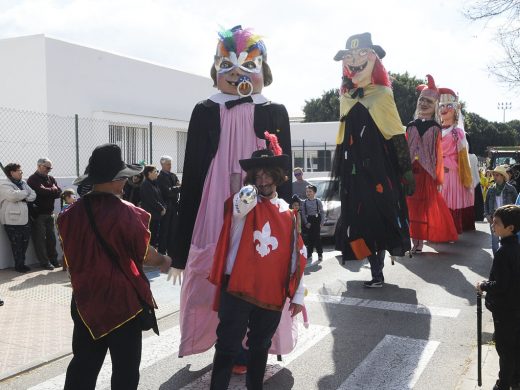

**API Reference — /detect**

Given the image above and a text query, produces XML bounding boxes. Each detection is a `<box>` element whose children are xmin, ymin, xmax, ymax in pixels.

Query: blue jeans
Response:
<box><xmin>368</xmin><ymin>250</ymin><xmax>385</xmax><ymax>282</ymax></box>
<box><xmin>490</xmin><ymin>223</ymin><xmax>500</xmax><ymax>254</ymax></box>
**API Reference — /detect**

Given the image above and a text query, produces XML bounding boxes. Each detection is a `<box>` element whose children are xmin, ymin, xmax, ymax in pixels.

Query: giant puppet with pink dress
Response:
<box><xmin>169</xmin><ymin>26</ymin><xmax>303</xmax><ymax>362</ymax></box>
<box><xmin>437</xmin><ymin>88</ymin><xmax>474</xmax><ymax>233</ymax></box>
<box><xmin>406</xmin><ymin>75</ymin><xmax>458</xmax><ymax>253</ymax></box>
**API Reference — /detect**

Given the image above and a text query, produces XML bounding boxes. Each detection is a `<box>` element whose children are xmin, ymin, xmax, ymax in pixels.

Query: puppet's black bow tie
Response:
<box><xmin>225</xmin><ymin>96</ymin><xmax>254</xmax><ymax>109</ymax></box>
<box><xmin>350</xmin><ymin>88</ymin><xmax>364</xmax><ymax>99</ymax></box>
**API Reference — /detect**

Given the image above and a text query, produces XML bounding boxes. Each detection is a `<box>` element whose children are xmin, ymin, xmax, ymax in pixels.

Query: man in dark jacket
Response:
<box><xmin>139</xmin><ymin>165</ymin><xmax>166</xmax><ymax>248</ymax></box>
<box><xmin>477</xmin><ymin>205</ymin><xmax>520</xmax><ymax>390</ymax></box>
<box><xmin>27</xmin><ymin>158</ymin><xmax>62</xmax><ymax>270</ymax></box>
<box><xmin>156</xmin><ymin>155</ymin><xmax>180</xmax><ymax>255</ymax></box>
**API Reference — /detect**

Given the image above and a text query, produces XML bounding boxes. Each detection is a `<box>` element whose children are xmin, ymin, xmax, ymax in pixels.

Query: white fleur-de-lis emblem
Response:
<box><xmin>253</xmin><ymin>222</ymin><xmax>278</xmax><ymax>257</ymax></box>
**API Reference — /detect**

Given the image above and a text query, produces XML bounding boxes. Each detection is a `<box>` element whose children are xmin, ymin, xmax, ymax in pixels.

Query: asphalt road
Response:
<box><xmin>2</xmin><ymin>222</ymin><xmax>495</xmax><ymax>390</ymax></box>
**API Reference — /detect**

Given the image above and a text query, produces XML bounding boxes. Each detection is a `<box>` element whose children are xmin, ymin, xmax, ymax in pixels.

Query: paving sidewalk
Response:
<box><xmin>456</xmin><ymin>303</ymin><xmax>500</xmax><ymax>390</ymax></box>
<box><xmin>0</xmin><ymin>266</ymin><xmax>180</xmax><ymax>382</ymax></box>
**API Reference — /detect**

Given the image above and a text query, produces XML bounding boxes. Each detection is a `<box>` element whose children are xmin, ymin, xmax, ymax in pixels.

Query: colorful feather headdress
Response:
<box><xmin>216</xmin><ymin>25</ymin><xmax>266</xmax><ymax>59</ymax></box>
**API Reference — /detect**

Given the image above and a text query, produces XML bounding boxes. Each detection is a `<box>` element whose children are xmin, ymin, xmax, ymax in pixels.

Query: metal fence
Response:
<box><xmin>291</xmin><ymin>139</ymin><xmax>334</xmax><ymax>172</ymax></box>
<box><xmin>0</xmin><ymin>106</ymin><xmax>188</xmax><ymax>177</ymax></box>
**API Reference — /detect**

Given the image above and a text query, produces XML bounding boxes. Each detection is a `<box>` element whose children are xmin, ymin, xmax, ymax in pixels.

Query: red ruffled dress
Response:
<box><xmin>406</xmin><ymin>120</ymin><xmax>458</xmax><ymax>242</ymax></box>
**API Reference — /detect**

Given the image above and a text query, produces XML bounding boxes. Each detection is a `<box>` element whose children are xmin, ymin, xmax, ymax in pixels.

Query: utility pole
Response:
<box><xmin>497</xmin><ymin>102</ymin><xmax>512</xmax><ymax>123</ymax></box>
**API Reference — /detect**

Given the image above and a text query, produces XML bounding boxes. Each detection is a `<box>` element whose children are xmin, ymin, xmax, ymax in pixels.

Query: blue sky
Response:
<box><xmin>0</xmin><ymin>0</ymin><xmax>518</xmax><ymax>122</ymax></box>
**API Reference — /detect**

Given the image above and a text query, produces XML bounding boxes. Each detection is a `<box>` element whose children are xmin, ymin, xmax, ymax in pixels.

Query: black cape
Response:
<box><xmin>332</xmin><ymin>103</ymin><xmax>411</xmax><ymax>259</ymax></box>
<box><xmin>171</xmin><ymin>99</ymin><xmax>292</xmax><ymax>269</ymax></box>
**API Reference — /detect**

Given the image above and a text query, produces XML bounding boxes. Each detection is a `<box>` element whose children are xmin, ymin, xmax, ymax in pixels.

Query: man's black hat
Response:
<box><xmin>239</xmin><ymin>149</ymin><xmax>290</xmax><ymax>172</ymax></box>
<box><xmin>334</xmin><ymin>32</ymin><xmax>386</xmax><ymax>61</ymax></box>
<box><xmin>73</xmin><ymin>143</ymin><xmax>143</xmax><ymax>185</ymax></box>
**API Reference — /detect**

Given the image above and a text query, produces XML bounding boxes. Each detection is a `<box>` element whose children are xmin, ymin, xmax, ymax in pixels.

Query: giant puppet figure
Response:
<box><xmin>406</xmin><ymin>75</ymin><xmax>458</xmax><ymax>253</ymax></box>
<box><xmin>170</xmin><ymin>26</ymin><xmax>292</xmax><ymax>357</ymax></box>
<box><xmin>437</xmin><ymin>87</ymin><xmax>474</xmax><ymax>233</ymax></box>
<box><xmin>331</xmin><ymin>32</ymin><xmax>414</xmax><ymax>287</ymax></box>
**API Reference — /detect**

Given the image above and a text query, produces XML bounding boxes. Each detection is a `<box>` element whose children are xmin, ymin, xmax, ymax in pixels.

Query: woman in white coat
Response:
<box><xmin>0</xmin><ymin>163</ymin><xmax>36</xmax><ymax>272</ymax></box>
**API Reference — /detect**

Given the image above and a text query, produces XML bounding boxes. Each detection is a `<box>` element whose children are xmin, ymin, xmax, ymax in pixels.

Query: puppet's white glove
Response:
<box><xmin>167</xmin><ymin>268</ymin><xmax>183</xmax><ymax>285</ymax></box>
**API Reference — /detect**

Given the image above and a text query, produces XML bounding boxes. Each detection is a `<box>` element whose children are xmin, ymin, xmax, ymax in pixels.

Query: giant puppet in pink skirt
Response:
<box><xmin>169</xmin><ymin>26</ymin><xmax>305</xmax><ymax>361</ymax></box>
<box><xmin>406</xmin><ymin>75</ymin><xmax>458</xmax><ymax>252</ymax></box>
<box><xmin>437</xmin><ymin>88</ymin><xmax>474</xmax><ymax>233</ymax></box>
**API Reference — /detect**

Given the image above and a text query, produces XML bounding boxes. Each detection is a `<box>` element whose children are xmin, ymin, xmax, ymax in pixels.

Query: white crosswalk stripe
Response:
<box><xmin>306</xmin><ymin>293</ymin><xmax>461</xmax><ymax>318</ymax></box>
<box><xmin>337</xmin><ymin>335</ymin><xmax>440</xmax><ymax>390</ymax></box>
<box><xmin>27</xmin><ymin>325</ymin><xmax>182</xmax><ymax>390</ymax></box>
<box><xmin>180</xmin><ymin>323</ymin><xmax>333</xmax><ymax>389</ymax></box>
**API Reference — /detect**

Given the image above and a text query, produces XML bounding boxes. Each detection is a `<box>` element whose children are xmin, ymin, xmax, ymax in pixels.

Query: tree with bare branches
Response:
<box><xmin>464</xmin><ymin>0</ymin><xmax>520</xmax><ymax>88</ymax></box>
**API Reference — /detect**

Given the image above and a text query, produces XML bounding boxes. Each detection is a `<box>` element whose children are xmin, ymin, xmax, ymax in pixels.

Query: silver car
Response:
<box><xmin>306</xmin><ymin>177</ymin><xmax>340</xmax><ymax>238</ymax></box>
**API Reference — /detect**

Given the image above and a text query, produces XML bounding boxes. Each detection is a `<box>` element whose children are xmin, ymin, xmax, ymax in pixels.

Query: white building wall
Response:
<box><xmin>43</xmin><ymin>36</ymin><xmax>214</xmax><ymax>119</ymax></box>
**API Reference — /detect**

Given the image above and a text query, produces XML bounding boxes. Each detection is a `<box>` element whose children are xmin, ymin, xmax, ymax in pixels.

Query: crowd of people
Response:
<box><xmin>0</xmin><ymin>27</ymin><xmax>519</xmax><ymax>390</ymax></box>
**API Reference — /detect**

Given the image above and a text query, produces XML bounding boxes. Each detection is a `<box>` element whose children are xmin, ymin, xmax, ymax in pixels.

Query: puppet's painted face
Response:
<box><xmin>416</xmin><ymin>96</ymin><xmax>436</xmax><ymax>120</ymax></box>
<box><xmin>215</xmin><ymin>48</ymin><xmax>264</xmax><ymax>96</ymax></box>
<box><xmin>439</xmin><ymin>102</ymin><xmax>457</xmax><ymax>126</ymax></box>
<box><xmin>342</xmin><ymin>48</ymin><xmax>377</xmax><ymax>88</ymax></box>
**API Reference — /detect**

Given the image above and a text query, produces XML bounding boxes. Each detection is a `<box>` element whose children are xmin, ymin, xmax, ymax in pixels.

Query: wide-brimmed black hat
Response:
<box><xmin>73</xmin><ymin>143</ymin><xmax>143</xmax><ymax>185</ymax></box>
<box><xmin>333</xmin><ymin>32</ymin><xmax>386</xmax><ymax>61</ymax></box>
<box><xmin>239</xmin><ymin>149</ymin><xmax>290</xmax><ymax>172</ymax></box>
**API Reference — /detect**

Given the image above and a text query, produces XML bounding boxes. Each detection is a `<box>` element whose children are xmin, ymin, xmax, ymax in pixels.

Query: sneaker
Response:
<box><xmin>41</xmin><ymin>262</ymin><xmax>55</xmax><ymax>271</ymax></box>
<box><xmin>15</xmin><ymin>265</ymin><xmax>29</xmax><ymax>273</ymax></box>
<box><xmin>232</xmin><ymin>364</ymin><xmax>247</xmax><ymax>375</ymax></box>
<box><xmin>363</xmin><ymin>280</ymin><xmax>383</xmax><ymax>288</ymax></box>
<box><xmin>50</xmin><ymin>259</ymin><xmax>61</xmax><ymax>267</ymax></box>
<box><xmin>318</xmin><ymin>255</ymin><xmax>323</xmax><ymax>262</ymax></box>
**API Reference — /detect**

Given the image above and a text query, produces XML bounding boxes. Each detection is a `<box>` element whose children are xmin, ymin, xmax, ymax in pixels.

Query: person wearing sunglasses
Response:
<box><xmin>27</xmin><ymin>158</ymin><xmax>62</xmax><ymax>270</ymax></box>
<box><xmin>292</xmin><ymin>167</ymin><xmax>310</xmax><ymax>199</ymax></box>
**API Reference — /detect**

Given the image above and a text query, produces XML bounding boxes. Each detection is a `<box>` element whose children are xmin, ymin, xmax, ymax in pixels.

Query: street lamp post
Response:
<box><xmin>497</xmin><ymin>102</ymin><xmax>512</xmax><ymax>123</ymax></box>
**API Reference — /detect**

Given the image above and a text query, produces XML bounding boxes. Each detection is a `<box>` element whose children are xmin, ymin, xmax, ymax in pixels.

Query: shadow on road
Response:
<box><xmin>399</xmin><ymin>227</ymin><xmax>491</xmax><ymax>305</ymax></box>
<box><xmin>314</xmin><ymin>281</ymin><xmax>432</xmax><ymax>389</ymax></box>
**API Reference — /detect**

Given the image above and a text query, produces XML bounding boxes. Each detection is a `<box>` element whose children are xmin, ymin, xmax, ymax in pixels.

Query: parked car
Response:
<box><xmin>306</xmin><ymin>177</ymin><xmax>340</xmax><ymax>238</ymax></box>
<box><xmin>486</xmin><ymin>147</ymin><xmax>520</xmax><ymax>169</ymax></box>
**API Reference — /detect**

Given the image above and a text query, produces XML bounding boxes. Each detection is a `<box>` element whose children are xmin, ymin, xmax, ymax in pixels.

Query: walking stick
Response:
<box><xmin>477</xmin><ymin>292</ymin><xmax>482</xmax><ymax>387</ymax></box>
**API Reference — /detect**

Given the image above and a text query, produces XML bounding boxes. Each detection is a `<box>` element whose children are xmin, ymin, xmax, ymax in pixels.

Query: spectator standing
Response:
<box><xmin>156</xmin><ymin>155</ymin><xmax>181</xmax><ymax>255</ymax></box>
<box><xmin>301</xmin><ymin>184</ymin><xmax>325</xmax><ymax>262</ymax></box>
<box><xmin>485</xmin><ymin>165</ymin><xmax>518</xmax><ymax>254</ymax></box>
<box><xmin>57</xmin><ymin>143</ymin><xmax>171</xmax><ymax>390</ymax></box>
<box><xmin>0</xmin><ymin>163</ymin><xmax>37</xmax><ymax>272</ymax></box>
<box><xmin>27</xmin><ymin>158</ymin><xmax>62</xmax><ymax>270</ymax></box>
<box><xmin>476</xmin><ymin>205</ymin><xmax>520</xmax><ymax>390</ymax></box>
<box><xmin>292</xmin><ymin>167</ymin><xmax>310</xmax><ymax>199</ymax></box>
<box><xmin>123</xmin><ymin>173</ymin><xmax>144</xmax><ymax>206</ymax></box>
<box><xmin>139</xmin><ymin>165</ymin><xmax>166</xmax><ymax>248</ymax></box>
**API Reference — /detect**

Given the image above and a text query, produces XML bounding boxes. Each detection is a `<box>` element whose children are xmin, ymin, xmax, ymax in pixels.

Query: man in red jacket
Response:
<box><xmin>57</xmin><ymin>144</ymin><xmax>171</xmax><ymax>390</ymax></box>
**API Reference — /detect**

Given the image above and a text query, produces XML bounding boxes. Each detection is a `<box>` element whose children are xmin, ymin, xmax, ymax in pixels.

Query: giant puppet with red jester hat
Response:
<box><xmin>329</xmin><ymin>32</ymin><xmax>415</xmax><ymax>287</ymax></box>
<box><xmin>405</xmin><ymin>75</ymin><xmax>458</xmax><ymax>254</ymax></box>
<box><xmin>168</xmin><ymin>25</ymin><xmax>307</xmax><ymax>368</ymax></box>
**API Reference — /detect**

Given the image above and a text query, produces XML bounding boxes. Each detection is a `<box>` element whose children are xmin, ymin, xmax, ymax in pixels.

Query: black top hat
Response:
<box><xmin>239</xmin><ymin>149</ymin><xmax>290</xmax><ymax>172</ymax></box>
<box><xmin>334</xmin><ymin>32</ymin><xmax>386</xmax><ymax>61</ymax></box>
<box><xmin>73</xmin><ymin>143</ymin><xmax>143</xmax><ymax>185</ymax></box>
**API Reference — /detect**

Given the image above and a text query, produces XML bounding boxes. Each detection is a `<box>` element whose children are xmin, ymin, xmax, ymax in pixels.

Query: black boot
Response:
<box><xmin>246</xmin><ymin>349</ymin><xmax>269</xmax><ymax>390</ymax></box>
<box><xmin>210</xmin><ymin>351</ymin><xmax>235</xmax><ymax>390</ymax></box>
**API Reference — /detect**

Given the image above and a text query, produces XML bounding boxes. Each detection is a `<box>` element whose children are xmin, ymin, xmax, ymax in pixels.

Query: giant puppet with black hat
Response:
<box><xmin>330</xmin><ymin>32</ymin><xmax>414</xmax><ymax>287</ymax></box>
<box><xmin>437</xmin><ymin>87</ymin><xmax>474</xmax><ymax>233</ymax></box>
<box><xmin>207</xmin><ymin>145</ymin><xmax>306</xmax><ymax>389</ymax></box>
<box><xmin>406</xmin><ymin>75</ymin><xmax>458</xmax><ymax>254</ymax></box>
<box><xmin>170</xmin><ymin>26</ymin><xmax>293</xmax><ymax>358</ymax></box>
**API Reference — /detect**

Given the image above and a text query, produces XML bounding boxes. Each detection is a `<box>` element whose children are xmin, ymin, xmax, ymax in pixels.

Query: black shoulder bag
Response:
<box><xmin>84</xmin><ymin>195</ymin><xmax>159</xmax><ymax>335</ymax></box>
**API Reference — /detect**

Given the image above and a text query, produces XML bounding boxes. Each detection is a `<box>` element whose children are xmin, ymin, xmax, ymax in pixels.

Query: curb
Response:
<box><xmin>0</xmin><ymin>309</ymin><xmax>179</xmax><ymax>383</ymax></box>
